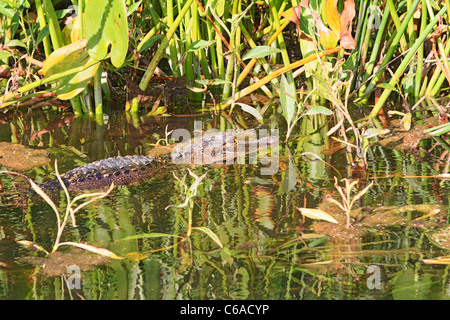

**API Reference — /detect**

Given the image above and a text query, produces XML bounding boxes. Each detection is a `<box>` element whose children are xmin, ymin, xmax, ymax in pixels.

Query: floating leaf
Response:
<box><xmin>242</xmin><ymin>46</ymin><xmax>282</xmax><ymax>60</ymax></box>
<box><xmin>296</xmin><ymin>207</ymin><xmax>339</xmax><ymax>224</ymax></box>
<box><xmin>85</xmin><ymin>0</ymin><xmax>128</xmax><ymax>67</ymax></box>
<box><xmin>42</xmin><ymin>39</ymin><xmax>100</xmax><ymax>100</ymax></box>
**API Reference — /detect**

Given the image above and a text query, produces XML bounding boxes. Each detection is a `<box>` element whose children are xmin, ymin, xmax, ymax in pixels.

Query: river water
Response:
<box><xmin>0</xmin><ymin>108</ymin><xmax>449</xmax><ymax>300</ymax></box>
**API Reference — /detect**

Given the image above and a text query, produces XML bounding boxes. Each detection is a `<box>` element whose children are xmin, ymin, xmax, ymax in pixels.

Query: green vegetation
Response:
<box><xmin>0</xmin><ymin>1</ymin><xmax>448</xmax><ymax>130</ymax></box>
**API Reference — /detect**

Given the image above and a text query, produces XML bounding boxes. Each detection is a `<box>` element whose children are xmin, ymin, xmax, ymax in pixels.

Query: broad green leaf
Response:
<box><xmin>85</xmin><ymin>0</ymin><xmax>128</xmax><ymax>68</ymax></box>
<box><xmin>138</xmin><ymin>34</ymin><xmax>163</xmax><ymax>53</ymax></box>
<box><xmin>242</xmin><ymin>46</ymin><xmax>282</xmax><ymax>60</ymax></box>
<box><xmin>0</xmin><ymin>51</ymin><xmax>12</xmax><ymax>60</ymax></box>
<box><xmin>42</xmin><ymin>39</ymin><xmax>100</xmax><ymax>100</ymax></box>
<box><xmin>299</xmin><ymin>39</ymin><xmax>318</xmax><ymax>77</ymax></box>
<box><xmin>235</xmin><ymin>102</ymin><xmax>263</xmax><ymax>123</ymax></box>
<box><xmin>0</xmin><ymin>2</ymin><xmax>15</xmax><ymax>18</ymax></box>
<box><xmin>127</xmin><ymin>0</ymin><xmax>142</xmax><ymax>16</ymax></box>
<box><xmin>279</xmin><ymin>74</ymin><xmax>296</xmax><ymax>125</ymax></box>
<box><xmin>296</xmin><ymin>207</ymin><xmax>339</xmax><ymax>224</ymax></box>
<box><xmin>304</xmin><ymin>106</ymin><xmax>333</xmax><ymax>116</ymax></box>
<box><xmin>36</xmin><ymin>25</ymin><xmax>49</xmax><ymax>45</ymax></box>
<box><xmin>186</xmin><ymin>39</ymin><xmax>216</xmax><ymax>52</ymax></box>
<box><xmin>213</xmin><ymin>0</ymin><xmax>225</xmax><ymax>17</ymax></box>
<box><xmin>377</xmin><ymin>82</ymin><xmax>399</xmax><ymax>94</ymax></box>
<box><xmin>5</xmin><ymin>39</ymin><xmax>26</xmax><ymax>48</ymax></box>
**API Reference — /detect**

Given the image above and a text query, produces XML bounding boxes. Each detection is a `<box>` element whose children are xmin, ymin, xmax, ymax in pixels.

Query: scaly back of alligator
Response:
<box><xmin>40</xmin><ymin>132</ymin><xmax>278</xmax><ymax>191</ymax></box>
<box><xmin>41</xmin><ymin>155</ymin><xmax>167</xmax><ymax>191</ymax></box>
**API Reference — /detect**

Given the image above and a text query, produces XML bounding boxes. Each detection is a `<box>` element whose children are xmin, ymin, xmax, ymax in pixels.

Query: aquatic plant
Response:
<box><xmin>326</xmin><ymin>177</ymin><xmax>374</xmax><ymax>227</ymax></box>
<box><xmin>0</xmin><ymin>161</ymin><xmax>122</xmax><ymax>258</ymax></box>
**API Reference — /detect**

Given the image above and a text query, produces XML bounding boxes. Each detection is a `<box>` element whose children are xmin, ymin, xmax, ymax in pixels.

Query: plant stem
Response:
<box><xmin>139</xmin><ymin>0</ymin><xmax>195</xmax><ymax>91</ymax></box>
<box><xmin>369</xmin><ymin>5</ymin><xmax>447</xmax><ymax>118</ymax></box>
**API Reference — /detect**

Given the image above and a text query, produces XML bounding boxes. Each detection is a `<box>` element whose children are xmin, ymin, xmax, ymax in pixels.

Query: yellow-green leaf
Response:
<box><xmin>42</xmin><ymin>39</ymin><xmax>100</xmax><ymax>100</ymax></box>
<box><xmin>85</xmin><ymin>0</ymin><xmax>128</xmax><ymax>68</ymax></box>
<box><xmin>16</xmin><ymin>240</ymin><xmax>49</xmax><ymax>255</ymax></box>
<box><xmin>57</xmin><ymin>242</ymin><xmax>124</xmax><ymax>259</ymax></box>
<box><xmin>324</xmin><ymin>0</ymin><xmax>340</xmax><ymax>37</ymax></box>
<box><xmin>296</xmin><ymin>207</ymin><xmax>339</xmax><ymax>223</ymax></box>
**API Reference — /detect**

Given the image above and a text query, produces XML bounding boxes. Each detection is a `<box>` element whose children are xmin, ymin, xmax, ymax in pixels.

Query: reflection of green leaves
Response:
<box><xmin>85</xmin><ymin>0</ymin><xmax>128</xmax><ymax>68</ymax></box>
<box><xmin>282</xmin><ymin>154</ymin><xmax>297</xmax><ymax>193</ymax></box>
<box><xmin>42</xmin><ymin>39</ymin><xmax>100</xmax><ymax>100</ymax></box>
<box><xmin>192</xmin><ymin>227</ymin><xmax>223</xmax><ymax>249</ymax></box>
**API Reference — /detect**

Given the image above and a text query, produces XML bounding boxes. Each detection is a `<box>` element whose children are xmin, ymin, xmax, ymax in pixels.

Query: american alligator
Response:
<box><xmin>40</xmin><ymin>131</ymin><xmax>278</xmax><ymax>192</ymax></box>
